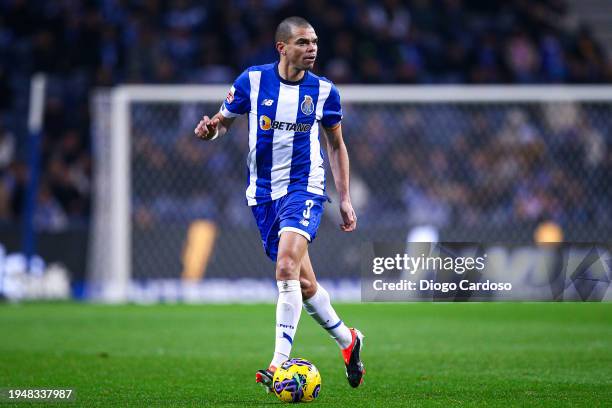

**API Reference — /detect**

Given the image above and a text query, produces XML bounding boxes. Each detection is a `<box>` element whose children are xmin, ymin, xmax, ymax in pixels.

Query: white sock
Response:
<box><xmin>271</xmin><ymin>280</ymin><xmax>302</xmax><ymax>368</ymax></box>
<box><xmin>303</xmin><ymin>283</ymin><xmax>353</xmax><ymax>349</ymax></box>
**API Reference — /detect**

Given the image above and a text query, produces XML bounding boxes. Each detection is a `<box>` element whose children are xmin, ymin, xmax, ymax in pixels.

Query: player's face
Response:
<box><xmin>285</xmin><ymin>26</ymin><xmax>318</xmax><ymax>70</ymax></box>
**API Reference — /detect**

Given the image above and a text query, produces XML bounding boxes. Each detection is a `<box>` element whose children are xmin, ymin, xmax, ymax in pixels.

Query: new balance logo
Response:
<box><xmin>261</xmin><ymin>99</ymin><xmax>274</xmax><ymax>106</ymax></box>
<box><xmin>299</xmin><ymin>219</ymin><xmax>310</xmax><ymax>227</ymax></box>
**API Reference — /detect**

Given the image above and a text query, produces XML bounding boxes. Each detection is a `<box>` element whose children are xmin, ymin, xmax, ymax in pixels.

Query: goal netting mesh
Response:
<box><xmin>89</xmin><ymin>86</ymin><xmax>612</xmax><ymax>302</ymax></box>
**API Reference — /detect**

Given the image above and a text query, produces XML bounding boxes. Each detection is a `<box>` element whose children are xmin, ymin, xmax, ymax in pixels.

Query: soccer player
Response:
<box><xmin>194</xmin><ymin>16</ymin><xmax>365</xmax><ymax>390</ymax></box>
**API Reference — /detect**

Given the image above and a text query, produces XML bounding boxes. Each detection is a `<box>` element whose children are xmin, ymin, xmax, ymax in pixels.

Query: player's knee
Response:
<box><xmin>300</xmin><ymin>277</ymin><xmax>317</xmax><ymax>299</ymax></box>
<box><xmin>276</xmin><ymin>255</ymin><xmax>299</xmax><ymax>281</ymax></box>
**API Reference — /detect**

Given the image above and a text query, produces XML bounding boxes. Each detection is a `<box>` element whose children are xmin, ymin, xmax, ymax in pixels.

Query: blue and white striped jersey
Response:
<box><xmin>220</xmin><ymin>62</ymin><xmax>342</xmax><ymax>206</ymax></box>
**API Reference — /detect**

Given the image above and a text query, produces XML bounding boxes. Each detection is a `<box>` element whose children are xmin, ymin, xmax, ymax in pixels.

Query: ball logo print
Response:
<box><xmin>274</xmin><ymin>377</ymin><xmax>304</xmax><ymax>402</ymax></box>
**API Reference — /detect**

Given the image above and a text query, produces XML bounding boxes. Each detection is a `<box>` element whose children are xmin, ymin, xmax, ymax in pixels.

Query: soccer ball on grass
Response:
<box><xmin>272</xmin><ymin>358</ymin><xmax>321</xmax><ymax>403</ymax></box>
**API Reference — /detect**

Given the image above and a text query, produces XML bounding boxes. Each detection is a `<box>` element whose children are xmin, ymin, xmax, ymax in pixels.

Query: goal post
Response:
<box><xmin>89</xmin><ymin>85</ymin><xmax>612</xmax><ymax>302</ymax></box>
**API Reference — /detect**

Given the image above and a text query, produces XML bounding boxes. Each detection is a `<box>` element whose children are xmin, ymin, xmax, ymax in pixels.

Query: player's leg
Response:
<box><xmin>300</xmin><ymin>251</ymin><xmax>366</xmax><ymax>387</ymax></box>
<box><xmin>256</xmin><ymin>230</ymin><xmax>308</xmax><ymax>392</ymax></box>
<box><xmin>300</xmin><ymin>251</ymin><xmax>352</xmax><ymax>347</ymax></box>
<box><xmin>252</xmin><ymin>200</ymin><xmax>283</xmax><ymax>391</ymax></box>
<box><xmin>270</xmin><ymin>230</ymin><xmax>309</xmax><ymax>369</ymax></box>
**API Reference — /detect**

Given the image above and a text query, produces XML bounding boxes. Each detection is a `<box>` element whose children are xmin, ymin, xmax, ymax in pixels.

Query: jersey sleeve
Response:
<box><xmin>220</xmin><ymin>70</ymin><xmax>251</xmax><ymax>117</ymax></box>
<box><xmin>321</xmin><ymin>83</ymin><xmax>343</xmax><ymax>128</ymax></box>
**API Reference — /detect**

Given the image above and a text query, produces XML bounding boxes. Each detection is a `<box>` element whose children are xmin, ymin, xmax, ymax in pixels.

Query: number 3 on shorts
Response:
<box><xmin>303</xmin><ymin>200</ymin><xmax>314</xmax><ymax>219</ymax></box>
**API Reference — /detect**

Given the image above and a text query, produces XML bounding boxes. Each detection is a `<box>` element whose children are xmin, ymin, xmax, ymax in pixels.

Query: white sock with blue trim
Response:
<box><xmin>303</xmin><ymin>283</ymin><xmax>352</xmax><ymax>349</ymax></box>
<box><xmin>271</xmin><ymin>280</ymin><xmax>302</xmax><ymax>368</ymax></box>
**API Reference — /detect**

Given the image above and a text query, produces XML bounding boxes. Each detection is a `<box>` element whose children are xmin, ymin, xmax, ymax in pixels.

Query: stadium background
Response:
<box><xmin>0</xmin><ymin>0</ymin><xmax>610</xmax><ymax>298</ymax></box>
<box><xmin>0</xmin><ymin>1</ymin><xmax>611</xmax><ymax>407</ymax></box>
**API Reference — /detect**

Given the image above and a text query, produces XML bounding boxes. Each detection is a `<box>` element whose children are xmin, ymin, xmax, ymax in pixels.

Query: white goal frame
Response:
<box><xmin>91</xmin><ymin>85</ymin><xmax>612</xmax><ymax>302</ymax></box>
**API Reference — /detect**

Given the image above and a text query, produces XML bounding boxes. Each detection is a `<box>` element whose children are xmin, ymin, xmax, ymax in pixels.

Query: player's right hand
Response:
<box><xmin>194</xmin><ymin>115</ymin><xmax>219</xmax><ymax>140</ymax></box>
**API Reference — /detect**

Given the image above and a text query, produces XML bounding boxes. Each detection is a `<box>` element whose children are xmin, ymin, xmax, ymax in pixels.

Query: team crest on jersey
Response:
<box><xmin>301</xmin><ymin>95</ymin><xmax>314</xmax><ymax>115</ymax></box>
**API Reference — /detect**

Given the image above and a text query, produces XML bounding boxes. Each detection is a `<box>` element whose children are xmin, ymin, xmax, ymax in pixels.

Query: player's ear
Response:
<box><xmin>276</xmin><ymin>42</ymin><xmax>286</xmax><ymax>56</ymax></box>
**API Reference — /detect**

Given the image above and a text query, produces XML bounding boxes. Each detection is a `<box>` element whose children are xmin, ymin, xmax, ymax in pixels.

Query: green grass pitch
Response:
<box><xmin>0</xmin><ymin>302</ymin><xmax>611</xmax><ymax>407</ymax></box>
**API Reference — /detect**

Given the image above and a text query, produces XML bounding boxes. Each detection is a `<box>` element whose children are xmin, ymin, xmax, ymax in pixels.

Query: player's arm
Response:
<box><xmin>195</xmin><ymin>70</ymin><xmax>250</xmax><ymax>140</ymax></box>
<box><xmin>322</xmin><ymin>123</ymin><xmax>357</xmax><ymax>232</ymax></box>
<box><xmin>194</xmin><ymin>112</ymin><xmax>235</xmax><ymax>141</ymax></box>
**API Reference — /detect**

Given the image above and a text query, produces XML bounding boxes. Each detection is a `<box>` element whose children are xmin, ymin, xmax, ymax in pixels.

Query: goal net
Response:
<box><xmin>90</xmin><ymin>85</ymin><xmax>612</xmax><ymax>302</ymax></box>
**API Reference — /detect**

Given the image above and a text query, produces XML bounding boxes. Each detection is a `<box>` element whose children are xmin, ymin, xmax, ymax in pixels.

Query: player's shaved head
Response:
<box><xmin>275</xmin><ymin>16</ymin><xmax>313</xmax><ymax>43</ymax></box>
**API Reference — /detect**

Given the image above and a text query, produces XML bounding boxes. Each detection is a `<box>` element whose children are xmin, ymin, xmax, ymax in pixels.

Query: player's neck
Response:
<box><xmin>277</xmin><ymin>60</ymin><xmax>305</xmax><ymax>83</ymax></box>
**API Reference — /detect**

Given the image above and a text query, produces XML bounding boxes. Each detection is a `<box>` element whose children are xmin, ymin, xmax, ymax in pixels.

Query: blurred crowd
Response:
<box><xmin>0</xmin><ymin>0</ymin><xmax>611</xmax><ymax>232</ymax></box>
<box><xmin>129</xmin><ymin>101</ymin><xmax>611</xmax><ymax>234</ymax></box>
<box><xmin>343</xmin><ymin>103</ymin><xmax>611</xmax><ymax>229</ymax></box>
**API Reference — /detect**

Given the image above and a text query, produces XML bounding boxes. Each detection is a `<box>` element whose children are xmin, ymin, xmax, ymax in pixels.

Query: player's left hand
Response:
<box><xmin>339</xmin><ymin>200</ymin><xmax>357</xmax><ymax>232</ymax></box>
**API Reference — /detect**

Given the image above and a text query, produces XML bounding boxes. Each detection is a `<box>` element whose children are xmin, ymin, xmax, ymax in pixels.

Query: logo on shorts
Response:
<box><xmin>299</xmin><ymin>219</ymin><xmax>310</xmax><ymax>227</ymax></box>
<box><xmin>259</xmin><ymin>115</ymin><xmax>272</xmax><ymax>130</ymax></box>
<box><xmin>301</xmin><ymin>95</ymin><xmax>314</xmax><ymax>115</ymax></box>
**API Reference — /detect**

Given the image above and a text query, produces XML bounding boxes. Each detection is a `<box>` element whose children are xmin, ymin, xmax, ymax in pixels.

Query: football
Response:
<box><xmin>272</xmin><ymin>358</ymin><xmax>322</xmax><ymax>403</ymax></box>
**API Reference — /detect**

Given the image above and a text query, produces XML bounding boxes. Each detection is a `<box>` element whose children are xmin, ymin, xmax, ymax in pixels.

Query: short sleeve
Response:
<box><xmin>321</xmin><ymin>83</ymin><xmax>342</xmax><ymax>128</ymax></box>
<box><xmin>220</xmin><ymin>70</ymin><xmax>251</xmax><ymax>117</ymax></box>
